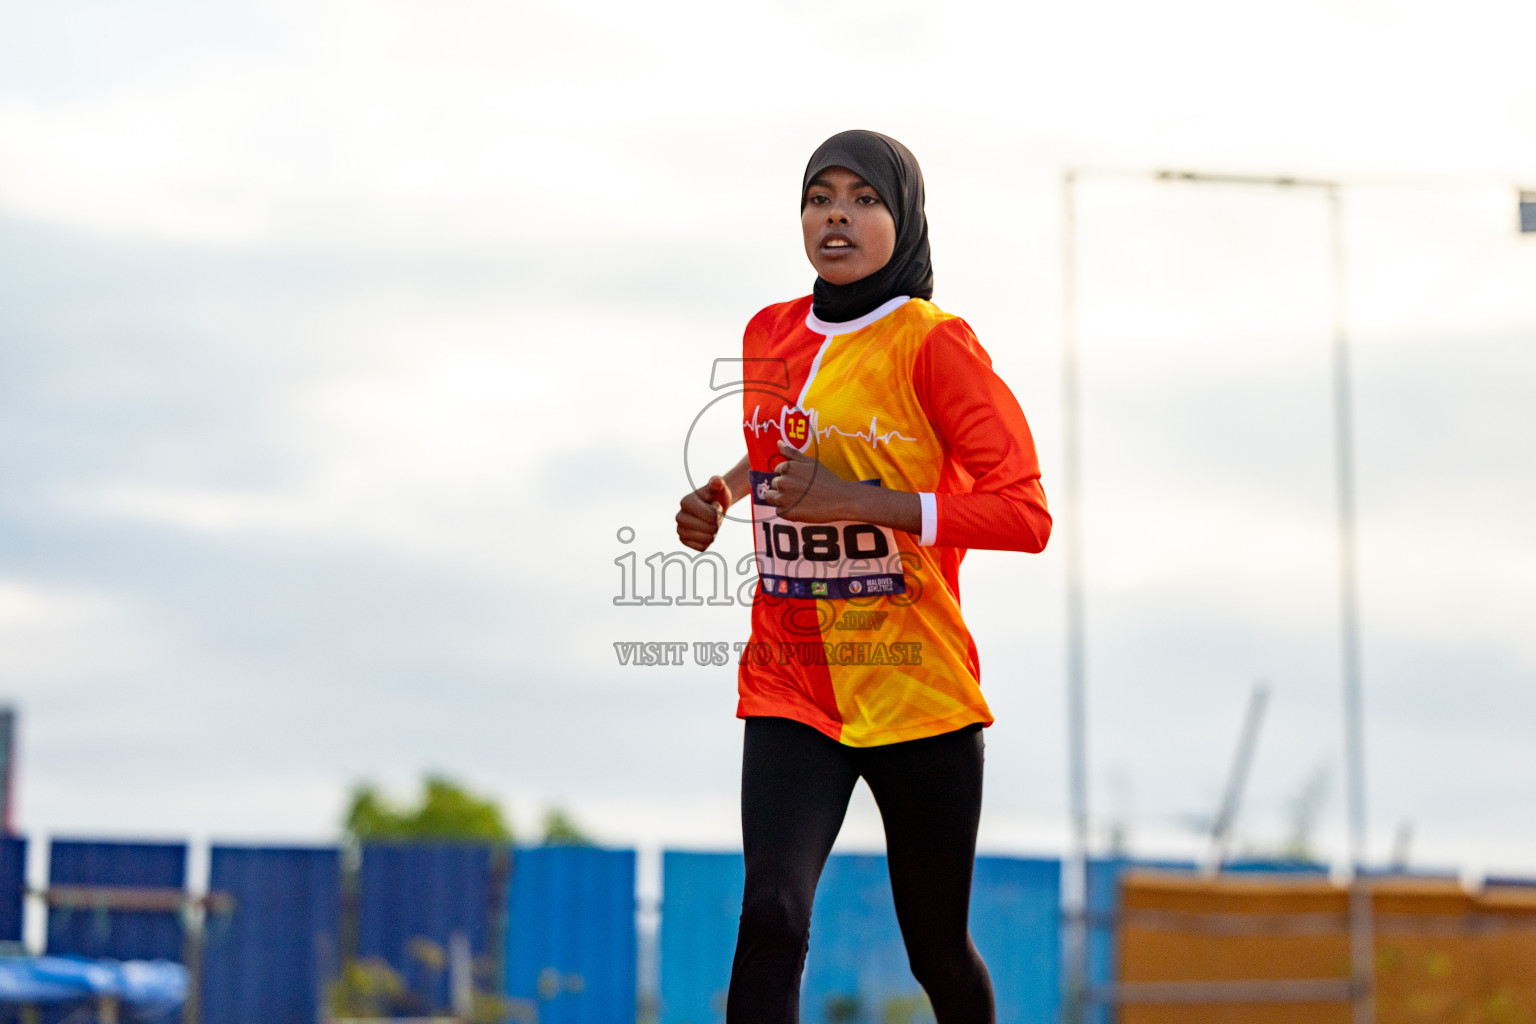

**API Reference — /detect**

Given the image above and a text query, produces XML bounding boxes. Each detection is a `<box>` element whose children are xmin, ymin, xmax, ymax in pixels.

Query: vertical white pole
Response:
<box><xmin>450</xmin><ymin>930</ymin><xmax>474</xmax><ymax>1019</ymax></box>
<box><xmin>1328</xmin><ymin>184</ymin><xmax>1375</xmax><ymax>1024</ymax></box>
<box><xmin>1061</xmin><ymin>169</ymin><xmax>1091</xmax><ymax>1024</ymax></box>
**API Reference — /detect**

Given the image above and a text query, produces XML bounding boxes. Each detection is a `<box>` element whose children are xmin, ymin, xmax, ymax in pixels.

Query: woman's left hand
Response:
<box><xmin>760</xmin><ymin>441</ymin><xmax>858</xmax><ymax>523</ymax></box>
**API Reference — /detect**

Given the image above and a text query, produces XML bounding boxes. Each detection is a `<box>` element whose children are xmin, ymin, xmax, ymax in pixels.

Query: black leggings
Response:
<box><xmin>726</xmin><ymin>716</ymin><xmax>994</xmax><ymax>1024</ymax></box>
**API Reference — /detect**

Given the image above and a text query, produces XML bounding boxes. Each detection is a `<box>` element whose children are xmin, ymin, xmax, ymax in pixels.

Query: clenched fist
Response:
<box><xmin>676</xmin><ymin>475</ymin><xmax>732</xmax><ymax>552</ymax></box>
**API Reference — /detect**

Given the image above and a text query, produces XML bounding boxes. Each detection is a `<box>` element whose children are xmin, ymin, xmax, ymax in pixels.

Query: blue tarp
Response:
<box><xmin>0</xmin><ymin>956</ymin><xmax>186</xmax><ymax>1014</ymax></box>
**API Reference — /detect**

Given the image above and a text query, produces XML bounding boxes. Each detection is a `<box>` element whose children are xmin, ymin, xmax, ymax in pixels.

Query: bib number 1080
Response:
<box><xmin>760</xmin><ymin>522</ymin><xmax>891</xmax><ymax>562</ymax></box>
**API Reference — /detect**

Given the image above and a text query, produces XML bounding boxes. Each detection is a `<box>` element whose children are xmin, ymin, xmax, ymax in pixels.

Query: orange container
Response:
<box><xmin>1115</xmin><ymin>872</ymin><xmax>1536</xmax><ymax>1024</ymax></box>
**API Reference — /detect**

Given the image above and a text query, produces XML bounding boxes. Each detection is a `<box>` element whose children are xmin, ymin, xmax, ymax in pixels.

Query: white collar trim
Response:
<box><xmin>804</xmin><ymin>295</ymin><xmax>913</xmax><ymax>337</ymax></box>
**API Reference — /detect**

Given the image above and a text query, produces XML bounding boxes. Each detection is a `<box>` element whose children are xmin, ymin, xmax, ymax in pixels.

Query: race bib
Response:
<box><xmin>749</xmin><ymin>471</ymin><xmax>908</xmax><ymax>600</ymax></box>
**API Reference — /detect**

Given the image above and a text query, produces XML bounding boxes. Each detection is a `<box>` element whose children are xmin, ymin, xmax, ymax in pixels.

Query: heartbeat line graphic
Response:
<box><xmin>822</xmin><ymin>415</ymin><xmax>917</xmax><ymax>449</ymax></box>
<box><xmin>743</xmin><ymin>406</ymin><xmax>776</xmax><ymax>437</ymax></box>
<box><xmin>744</xmin><ymin>406</ymin><xmax>915</xmax><ymax>450</ymax></box>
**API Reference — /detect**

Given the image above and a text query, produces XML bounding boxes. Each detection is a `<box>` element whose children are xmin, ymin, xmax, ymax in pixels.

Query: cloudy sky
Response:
<box><xmin>2</xmin><ymin>0</ymin><xmax>1534</xmax><ymax>882</ymax></box>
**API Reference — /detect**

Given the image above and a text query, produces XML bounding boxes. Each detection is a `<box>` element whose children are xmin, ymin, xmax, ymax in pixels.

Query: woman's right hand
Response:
<box><xmin>676</xmin><ymin>475</ymin><xmax>733</xmax><ymax>551</ymax></box>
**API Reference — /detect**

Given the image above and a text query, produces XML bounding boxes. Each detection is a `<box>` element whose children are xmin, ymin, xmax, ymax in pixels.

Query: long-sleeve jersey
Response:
<box><xmin>738</xmin><ymin>294</ymin><xmax>1051</xmax><ymax>746</ymax></box>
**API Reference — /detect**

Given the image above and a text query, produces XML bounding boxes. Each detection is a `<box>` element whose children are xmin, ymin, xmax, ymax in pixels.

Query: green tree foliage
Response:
<box><xmin>882</xmin><ymin>993</ymin><xmax>936</xmax><ymax>1024</ymax></box>
<box><xmin>541</xmin><ymin>806</ymin><xmax>594</xmax><ymax>846</ymax></box>
<box><xmin>344</xmin><ymin>774</ymin><xmax>512</xmax><ymax>843</ymax></box>
<box><xmin>824</xmin><ymin>994</ymin><xmax>863</xmax><ymax>1024</ymax></box>
<box><xmin>328</xmin><ymin>957</ymin><xmax>407</xmax><ymax>1017</ymax></box>
<box><xmin>328</xmin><ymin>954</ymin><xmax>514</xmax><ymax>1022</ymax></box>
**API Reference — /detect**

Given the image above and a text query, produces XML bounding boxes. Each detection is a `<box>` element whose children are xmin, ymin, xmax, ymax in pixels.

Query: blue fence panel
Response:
<box><xmin>1487</xmin><ymin>874</ymin><xmax>1536</xmax><ymax>888</ymax></box>
<box><xmin>801</xmin><ymin>854</ymin><xmax>912</xmax><ymax>1022</ymax></box>
<box><xmin>200</xmin><ymin>845</ymin><xmax>340</xmax><ymax>1024</ymax></box>
<box><xmin>971</xmin><ymin>856</ymin><xmax>1060</xmax><ymax>1024</ymax></box>
<box><xmin>47</xmin><ymin>839</ymin><xmax>186</xmax><ymax>961</ymax></box>
<box><xmin>1083</xmin><ymin>857</ymin><xmax>1198</xmax><ymax>1024</ymax></box>
<box><xmin>1083</xmin><ymin>858</ymin><xmax>1123</xmax><ymax>1024</ymax></box>
<box><xmin>358</xmin><ymin>843</ymin><xmax>499</xmax><ymax>1013</ymax></box>
<box><xmin>658</xmin><ymin>852</ymin><xmax>743</xmax><ymax>1024</ymax></box>
<box><xmin>1225</xmin><ymin>859</ymin><xmax>1328</xmax><ymax>874</ymax></box>
<box><xmin>802</xmin><ymin>854</ymin><xmax>1063</xmax><ymax>1024</ymax></box>
<box><xmin>0</xmin><ymin>837</ymin><xmax>25</xmax><ymax>942</ymax></box>
<box><xmin>505</xmin><ymin>846</ymin><xmax>636</xmax><ymax>1024</ymax></box>
<box><xmin>657</xmin><ymin>852</ymin><xmax>1060</xmax><ymax>1024</ymax></box>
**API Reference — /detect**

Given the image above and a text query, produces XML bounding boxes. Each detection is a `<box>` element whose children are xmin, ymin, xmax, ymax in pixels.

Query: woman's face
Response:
<box><xmin>802</xmin><ymin>166</ymin><xmax>897</xmax><ymax>286</ymax></box>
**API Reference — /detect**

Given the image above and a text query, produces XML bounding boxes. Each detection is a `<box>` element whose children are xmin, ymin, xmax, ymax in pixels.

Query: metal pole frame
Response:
<box><xmin>1329</xmin><ymin>183</ymin><xmax>1375</xmax><ymax>1024</ymax></box>
<box><xmin>1060</xmin><ymin>169</ymin><xmax>1090</xmax><ymax>1024</ymax></box>
<box><xmin>1059</xmin><ymin>167</ymin><xmax>1375</xmax><ymax>1024</ymax></box>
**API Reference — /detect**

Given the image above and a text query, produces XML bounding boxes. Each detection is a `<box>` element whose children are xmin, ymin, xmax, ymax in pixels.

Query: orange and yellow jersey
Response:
<box><xmin>737</xmin><ymin>294</ymin><xmax>1051</xmax><ymax>747</ymax></box>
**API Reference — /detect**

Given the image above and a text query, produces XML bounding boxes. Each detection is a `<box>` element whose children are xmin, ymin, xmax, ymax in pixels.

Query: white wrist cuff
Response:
<box><xmin>918</xmin><ymin>492</ymin><xmax>938</xmax><ymax>547</ymax></box>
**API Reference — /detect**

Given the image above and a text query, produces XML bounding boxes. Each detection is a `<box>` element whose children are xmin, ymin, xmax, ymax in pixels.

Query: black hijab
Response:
<box><xmin>802</xmin><ymin>130</ymin><xmax>934</xmax><ymax>324</ymax></box>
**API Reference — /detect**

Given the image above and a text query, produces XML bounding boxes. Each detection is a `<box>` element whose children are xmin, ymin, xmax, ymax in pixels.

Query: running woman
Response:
<box><xmin>675</xmin><ymin>130</ymin><xmax>1051</xmax><ymax>1024</ymax></box>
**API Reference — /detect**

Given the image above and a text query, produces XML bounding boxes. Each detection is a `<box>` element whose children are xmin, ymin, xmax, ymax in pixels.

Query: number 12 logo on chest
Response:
<box><xmin>781</xmin><ymin>408</ymin><xmax>811</xmax><ymax>451</ymax></box>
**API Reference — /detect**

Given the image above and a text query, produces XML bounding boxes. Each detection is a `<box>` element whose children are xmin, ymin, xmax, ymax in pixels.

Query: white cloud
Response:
<box><xmin>4</xmin><ymin>0</ymin><xmax>1534</xmax><ymax>249</ymax></box>
<box><xmin>1</xmin><ymin>0</ymin><xmax>1535</xmax><ymax>868</ymax></box>
<box><xmin>0</xmin><ymin>580</ymin><xmax>171</xmax><ymax>695</ymax></box>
